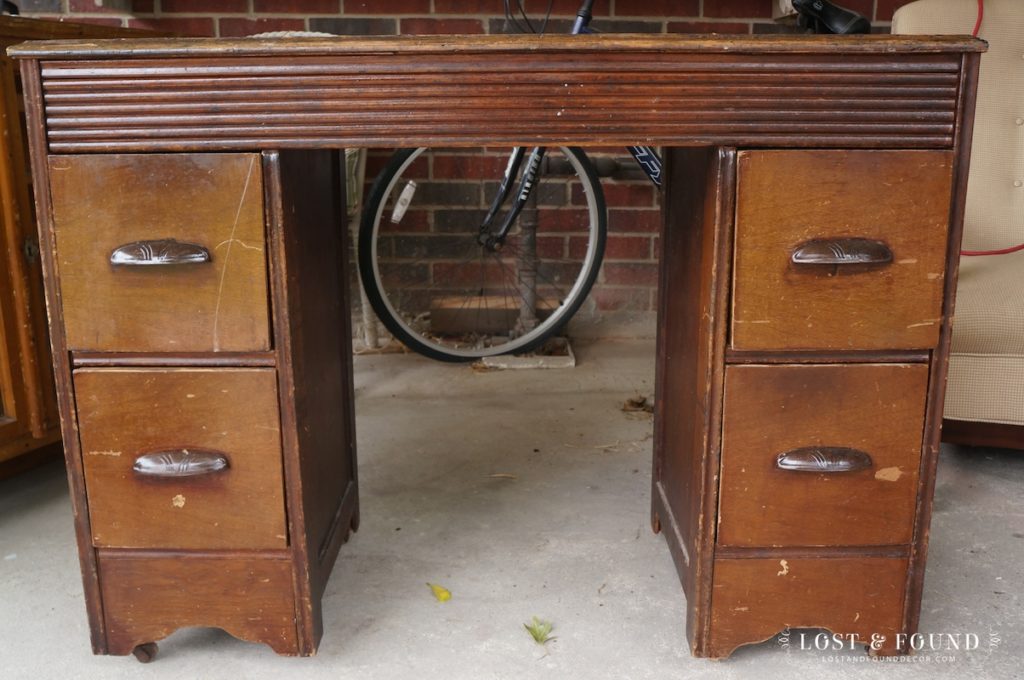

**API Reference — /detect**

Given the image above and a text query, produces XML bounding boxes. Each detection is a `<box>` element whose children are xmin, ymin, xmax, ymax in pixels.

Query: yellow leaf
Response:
<box><xmin>427</xmin><ymin>582</ymin><xmax>451</xmax><ymax>602</ymax></box>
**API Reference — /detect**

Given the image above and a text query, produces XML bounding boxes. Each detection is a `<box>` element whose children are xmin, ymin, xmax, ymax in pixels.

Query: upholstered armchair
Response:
<box><xmin>893</xmin><ymin>0</ymin><xmax>1024</xmax><ymax>448</ymax></box>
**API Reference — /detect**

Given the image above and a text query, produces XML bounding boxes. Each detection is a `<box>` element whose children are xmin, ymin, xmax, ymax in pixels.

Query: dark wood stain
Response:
<box><xmin>11</xmin><ymin>35</ymin><xmax>984</xmax><ymax>661</ymax></box>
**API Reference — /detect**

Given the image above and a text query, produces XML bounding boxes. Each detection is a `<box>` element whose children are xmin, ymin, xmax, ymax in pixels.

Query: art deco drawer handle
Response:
<box><xmin>110</xmin><ymin>239</ymin><xmax>211</xmax><ymax>266</ymax></box>
<box><xmin>133</xmin><ymin>449</ymin><xmax>229</xmax><ymax>478</ymax></box>
<box><xmin>775</xmin><ymin>446</ymin><xmax>873</xmax><ymax>473</ymax></box>
<box><xmin>791</xmin><ymin>238</ymin><xmax>892</xmax><ymax>267</ymax></box>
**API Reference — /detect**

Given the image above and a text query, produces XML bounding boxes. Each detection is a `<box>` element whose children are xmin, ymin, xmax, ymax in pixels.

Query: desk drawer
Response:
<box><xmin>718</xmin><ymin>363</ymin><xmax>928</xmax><ymax>548</ymax></box>
<box><xmin>75</xmin><ymin>368</ymin><xmax>287</xmax><ymax>550</ymax></box>
<box><xmin>731</xmin><ymin>150</ymin><xmax>953</xmax><ymax>351</ymax></box>
<box><xmin>49</xmin><ymin>153</ymin><xmax>270</xmax><ymax>353</ymax></box>
<box><xmin>708</xmin><ymin>556</ymin><xmax>907</xmax><ymax>658</ymax></box>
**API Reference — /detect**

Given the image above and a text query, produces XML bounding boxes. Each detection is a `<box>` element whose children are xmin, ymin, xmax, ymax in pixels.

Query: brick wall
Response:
<box><xmin>16</xmin><ymin>0</ymin><xmax>915</xmax><ymax>36</ymax></box>
<box><xmin>15</xmin><ymin>0</ymin><xmax>915</xmax><ymax>322</ymax></box>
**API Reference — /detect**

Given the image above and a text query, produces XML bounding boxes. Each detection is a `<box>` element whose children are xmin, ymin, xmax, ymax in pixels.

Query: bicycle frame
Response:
<box><xmin>479</xmin><ymin>0</ymin><xmax>663</xmax><ymax>245</ymax></box>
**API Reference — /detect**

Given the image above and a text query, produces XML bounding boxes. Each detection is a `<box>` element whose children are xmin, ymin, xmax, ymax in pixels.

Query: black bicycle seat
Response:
<box><xmin>792</xmin><ymin>0</ymin><xmax>871</xmax><ymax>35</ymax></box>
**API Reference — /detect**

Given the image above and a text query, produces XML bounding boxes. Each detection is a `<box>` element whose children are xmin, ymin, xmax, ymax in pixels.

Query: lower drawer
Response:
<box><xmin>718</xmin><ymin>363</ymin><xmax>929</xmax><ymax>548</ymax></box>
<box><xmin>97</xmin><ymin>551</ymin><xmax>299</xmax><ymax>656</ymax></box>
<box><xmin>708</xmin><ymin>556</ymin><xmax>908</xmax><ymax>658</ymax></box>
<box><xmin>75</xmin><ymin>368</ymin><xmax>288</xmax><ymax>550</ymax></box>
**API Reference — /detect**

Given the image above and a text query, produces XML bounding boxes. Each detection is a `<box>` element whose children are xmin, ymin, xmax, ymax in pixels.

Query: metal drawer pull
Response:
<box><xmin>791</xmin><ymin>238</ymin><xmax>892</xmax><ymax>266</ymax></box>
<box><xmin>110</xmin><ymin>239</ymin><xmax>211</xmax><ymax>266</ymax></box>
<box><xmin>133</xmin><ymin>449</ymin><xmax>229</xmax><ymax>478</ymax></box>
<box><xmin>775</xmin><ymin>446</ymin><xmax>873</xmax><ymax>473</ymax></box>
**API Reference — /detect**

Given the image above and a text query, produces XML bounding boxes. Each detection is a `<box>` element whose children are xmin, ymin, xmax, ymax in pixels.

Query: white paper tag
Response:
<box><xmin>391</xmin><ymin>180</ymin><xmax>418</xmax><ymax>224</ymax></box>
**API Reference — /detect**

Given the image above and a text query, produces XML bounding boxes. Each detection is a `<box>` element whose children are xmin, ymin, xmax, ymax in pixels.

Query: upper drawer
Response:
<box><xmin>717</xmin><ymin>363</ymin><xmax>928</xmax><ymax>548</ymax></box>
<box><xmin>75</xmin><ymin>367</ymin><xmax>287</xmax><ymax>550</ymax></box>
<box><xmin>731</xmin><ymin>150</ymin><xmax>954</xmax><ymax>351</ymax></box>
<box><xmin>48</xmin><ymin>153</ymin><xmax>270</xmax><ymax>353</ymax></box>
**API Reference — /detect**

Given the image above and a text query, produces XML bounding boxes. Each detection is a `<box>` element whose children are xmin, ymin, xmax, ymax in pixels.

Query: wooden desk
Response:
<box><xmin>10</xmin><ymin>34</ymin><xmax>984</xmax><ymax>661</ymax></box>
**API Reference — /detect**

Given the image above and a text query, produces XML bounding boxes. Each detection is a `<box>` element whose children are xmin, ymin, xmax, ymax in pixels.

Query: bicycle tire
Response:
<box><xmin>358</xmin><ymin>146</ymin><xmax>607</xmax><ymax>362</ymax></box>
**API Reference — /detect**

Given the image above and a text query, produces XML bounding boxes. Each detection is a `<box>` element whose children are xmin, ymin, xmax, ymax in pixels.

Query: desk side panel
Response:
<box><xmin>17</xmin><ymin>56</ymin><xmax>108</xmax><ymax>653</ymax></box>
<box><xmin>265</xmin><ymin>149</ymin><xmax>358</xmax><ymax>655</ymax></box>
<box><xmin>652</xmin><ymin>147</ymin><xmax>734</xmax><ymax>656</ymax></box>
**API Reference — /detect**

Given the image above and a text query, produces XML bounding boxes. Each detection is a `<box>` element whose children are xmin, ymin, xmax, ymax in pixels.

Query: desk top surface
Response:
<box><xmin>9</xmin><ymin>34</ymin><xmax>986</xmax><ymax>60</ymax></box>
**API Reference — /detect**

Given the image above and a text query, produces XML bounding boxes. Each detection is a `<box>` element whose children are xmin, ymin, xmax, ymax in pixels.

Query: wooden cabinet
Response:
<box><xmin>11</xmin><ymin>35</ymin><xmax>982</xmax><ymax>662</ymax></box>
<box><xmin>0</xmin><ymin>17</ymin><xmax>151</xmax><ymax>474</ymax></box>
<box><xmin>652</xmin><ymin>142</ymin><xmax>972</xmax><ymax>658</ymax></box>
<box><xmin>39</xmin><ymin>149</ymin><xmax>359</xmax><ymax>657</ymax></box>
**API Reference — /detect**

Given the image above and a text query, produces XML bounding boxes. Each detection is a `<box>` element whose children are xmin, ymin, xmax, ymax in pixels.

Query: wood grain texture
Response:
<box><xmin>651</xmin><ymin>147</ymin><xmax>734</xmax><ymax>656</ymax></box>
<box><xmin>74</xmin><ymin>368</ymin><xmax>287</xmax><ymax>550</ymax></box>
<box><xmin>707</xmin><ymin>556</ymin><xmax>908</xmax><ymax>659</ymax></box>
<box><xmin>19</xmin><ymin>56</ymin><xmax>109</xmax><ymax>654</ymax></box>
<box><xmin>902</xmin><ymin>51</ymin><xmax>983</xmax><ymax>642</ymax></box>
<box><xmin>731</xmin><ymin>150</ymin><xmax>954</xmax><ymax>351</ymax></box>
<box><xmin>98</xmin><ymin>550</ymin><xmax>299</xmax><ymax>656</ymax></box>
<box><xmin>8</xmin><ymin>35</ymin><xmax>987</xmax><ymax>59</ymax></box>
<box><xmin>941</xmin><ymin>419</ymin><xmax>1024</xmax><ymax>450</ymax></box>
<box><xmin>265</xmin><ymin>149</ymin><xmax>358</xmax><ymax>655</ymax></box>
<box><xmin>48</xmin><ymin>153</ymin><xmax>270</xmax><ymax>353</ymax></box>
<box><xmin>13</xmin><ymin>35</ymin><xmax>984</xmax><ymax>152</ymax></box>
<box><xmin>718</xmin><ymin>363</ymin><xmax>929</xmax><ymax>548</ymax></box>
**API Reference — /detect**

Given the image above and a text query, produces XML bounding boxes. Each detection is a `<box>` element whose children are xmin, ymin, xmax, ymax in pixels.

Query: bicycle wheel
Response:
<box><xmin>359</xmin><ymin>146</ymin><xmax>606</xmax><ymax>362</ymax></box>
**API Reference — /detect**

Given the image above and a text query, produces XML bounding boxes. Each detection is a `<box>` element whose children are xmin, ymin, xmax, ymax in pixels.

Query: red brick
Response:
<box><xmin>603</xmin><ymin>262</ymin><xmax>658</xmax><ymax>287</ymax></box>
<box><xmin>591</xmin><ymin>286</ymin><xmax>651</xmax><ymax>311</ymax></box>
<box><xmin>536</xmin><ymin>235</ymin><xmax>567</xmax><ymax>259</ymax></box>
<box><xmin>573</xmin><ymin>182</ymin><xmax>655</xmax><ymax>208</ymax></box>
<box><xmin>400</xmin><ymin>18</ymin><xmax>485</xmax><ymax>34</ymax></box>
<box><xmin>220</xmin><ymin>18</ymin><xmax>307</xmax><ymax>37</ymax></box>
<box><xmin>668</xmin><ymin>20</ymin><xmax>749</xmax><ymax>34</ymax></box>
<box><xmin>346</xmin><ymin>0</ymin><xmax>430</xmax><ymax>12</ymax></box>
<box><xmin>128</xmin><ymin>17</ymin><xmax>216</xmax><ymax>36</ymax></box>
<box><xmin>614</xmin><ymin>0</ymin><xmax>698</xmax><ymax>17</ymax></box>
<box><xmin>162</xmin><ymin>0</ymin><xmax>247</xmax><ymax>12</ymax></box>
<box><xmin>433</xmin><ymin>0</ymin><xmax>609</xmax><ymax>16</ymax></box>
<box><xmin>61</xmin><ymin>15</ymin><xmax>126</xmax><ymax>26</ymax></box>
<box><xmin>603</xmin><ymin>235</ymin><xmax>652</xmax><ymax>260</ymax></box>
<box><xmin>538</xmin><ymin>208</ymin><xmax>593</xmax><ymax>233</ymax></box>
<box><xmin>608</xmin><ymin>208</ymin><xmax>660</xmax><ymax>233</ymax></box>
<box><xmin>254</xmin><ymin>0</ymin><xmax>339</xmax><ymax>13</ymax></box>
<box><xmin>68</xmin><ymin>0</ymin><xmax>131</xmax><ymax>13</ymax></box>
<box><xmin>702</xmin><ymin>0</ymin><xmax>771</xmax><ymax>19</ymax></box>
<box><xmin>432</xmin><ymin>154</ymin><xmax>509</xmax><ymax>179</ymax></box>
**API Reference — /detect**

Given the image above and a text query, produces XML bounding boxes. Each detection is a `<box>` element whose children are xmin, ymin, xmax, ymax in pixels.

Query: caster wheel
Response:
<box><xmin>131</xmin><ymin>642</ymin><xmax>158</xmax><ymax>663</ymax></box>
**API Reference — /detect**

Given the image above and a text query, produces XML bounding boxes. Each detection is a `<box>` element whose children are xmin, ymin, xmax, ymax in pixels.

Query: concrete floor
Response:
<box><xmin>1</xmin><ymin>338</ymin><xmax>1021</xmax><ymax>680</ymax></box>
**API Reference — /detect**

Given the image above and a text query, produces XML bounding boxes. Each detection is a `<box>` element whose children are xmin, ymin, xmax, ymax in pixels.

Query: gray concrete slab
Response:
<box><xmin>0</xmin><ymin>338</ymin><xmax>1021</xmax><ymax>679</ymax></box>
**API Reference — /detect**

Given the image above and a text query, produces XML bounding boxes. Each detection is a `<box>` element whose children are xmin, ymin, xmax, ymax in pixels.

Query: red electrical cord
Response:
<box><xmin>960</xmin><ymin>0</ymin><xmax>1024</xmax><ymax>257</ymax></box>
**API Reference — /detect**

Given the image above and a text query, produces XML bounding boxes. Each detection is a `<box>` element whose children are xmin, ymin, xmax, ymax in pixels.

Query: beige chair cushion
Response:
<box><xmin>893</xmin><ymin>0</ymin><xmax>1024</xmax><ymax>252</ymax></box>
<box><xmin>894</xmin><ymin>0</ymin><xmax>1024</xmax><ymax>425</ymax></box>
<box><xmin>945</xmin><ymin>252</ymin><xmax>1024</xmax><ymax>424</ymax></box>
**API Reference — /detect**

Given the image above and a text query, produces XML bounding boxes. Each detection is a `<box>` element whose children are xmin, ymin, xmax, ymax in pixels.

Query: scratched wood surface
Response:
<box><xmin>5</xmin><ymin>35</ymin><xmax>984</xmax><ymax>152</ymax></box>
<box><xmin>265</xmin><ymin>149</ymin><xmax>359</xmax><ymax>653</ymax></box>
<box><xmin>47</xmin><ymin>153</ymin><xmax>271</xmax><ymax>353</ymax></box>
<box><xmin>718</xmin><ymin>363</ymin><xmax>929</xmax><ymax>548</ymax></box>
<box><xmin>75</xmin><ymin>368</ymin><xmax>288</xmax><ymax>550</ymax></box>
<box><xmin>98</xmin><ymin>550</ymin><xmax>299</xmax><ymax>656</ymax></box>
<box><xmin>731</xmin><ymin>150</ymin><xmax>954</xmax><ymax>351</ymax></box>
<box><xmin>651</xmin><ymin>147</ymin><xmax>734</xmax><ymax>655</ymax></box>
<box><xmin>707</xmin><ymin>556</ymin><xmax>909</xmax><ymax>658</ymax></box>
<box><xmin>11</xmin><ymin>36</ymin><xmax>985</xmax><ymax>661</ymax></box>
